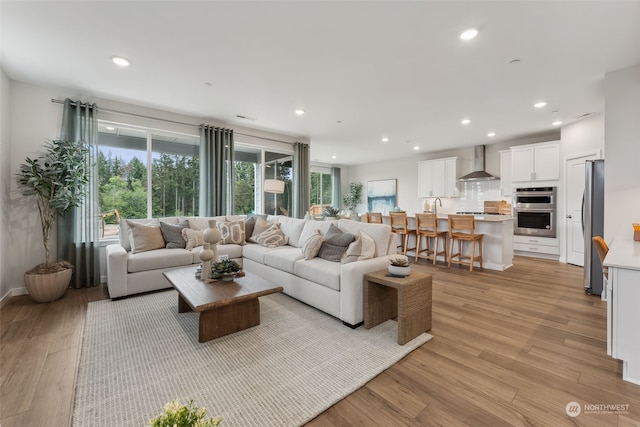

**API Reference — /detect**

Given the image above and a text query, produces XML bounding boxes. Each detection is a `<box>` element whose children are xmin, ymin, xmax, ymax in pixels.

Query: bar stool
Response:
<box><xmin>415</xmin><ymin>213</ymin><xmax>447</xmax><ymax>265</ymax></box>
<box><xmin>366</xmin><ymin>212</ymin><xmax>383</xmax><ymax>224</ymax></box>
<box><xmin>448</xmin><ymin>214</ymin><xmax>483</xmax><ymax>271</ymax></box>
<box><xmin>389</xmin><ymin>212</ymin><xmax>417</xmax><ymax>256</ymax></box>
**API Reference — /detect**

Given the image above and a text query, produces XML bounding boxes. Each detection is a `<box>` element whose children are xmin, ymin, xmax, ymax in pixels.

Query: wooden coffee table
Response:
<box><xmin>163</xmin><ymin>268</ymin><xmax>283</xmax><ymax>343</ymax></box>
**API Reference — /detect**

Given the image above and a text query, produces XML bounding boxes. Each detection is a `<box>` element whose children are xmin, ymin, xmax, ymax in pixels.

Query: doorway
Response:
<box><xmin>564</xmin><ymin>151</ymin><xmax>602</xmax><ymax>266</ymax></box>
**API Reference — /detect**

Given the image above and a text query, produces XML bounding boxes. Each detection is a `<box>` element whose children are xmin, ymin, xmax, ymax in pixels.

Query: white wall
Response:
<box><xmin>2</xmin><ymin>81</ymin><xmax>307</xmax><ymax>298</ymax></box>
<box><xmin>0</xmin><ymin>68</ymin><xmax>12</xmax><ymax>304</ymax></box>
<box><xmin>604</xmin><ymin>64</ymin><xmax>640</xmax><ymax>240</ymax></box>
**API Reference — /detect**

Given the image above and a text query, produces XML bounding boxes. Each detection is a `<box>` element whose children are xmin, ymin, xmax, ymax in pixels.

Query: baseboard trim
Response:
<box><xmin>0</xmin><ymin>286</ymin><xmax>29</xmax><ymax>308</ymax></box>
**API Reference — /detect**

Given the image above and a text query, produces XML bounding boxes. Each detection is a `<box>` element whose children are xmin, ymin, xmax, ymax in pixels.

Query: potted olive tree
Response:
<box><xmin>17</xmin><ymin>139</ymin><xmax>89</xmax><ymax>302</ymax></box>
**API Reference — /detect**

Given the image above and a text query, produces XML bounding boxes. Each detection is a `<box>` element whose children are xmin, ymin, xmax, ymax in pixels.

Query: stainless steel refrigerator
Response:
<box><xmin>583</xmin><ymin>159</ymin><xmax>605</xmax><ymax>296</ymax></box>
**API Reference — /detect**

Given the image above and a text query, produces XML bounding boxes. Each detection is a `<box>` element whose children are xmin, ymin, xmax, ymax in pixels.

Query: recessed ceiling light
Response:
<box><xmin>534</xmin><ymin>101</ymin><xmax>547</xmax><ymax>108</ymax></box>
<box><xmin>461</xmin><ymin>119</ymin><xmax>471</xmax><ymax>125</ymax></box>
<box><xmin>381</xmin><ymin>137</ymin><xmax>389</xmax><ymax>143</ymax></box>
<box><xmin>110</xmin><ymin>55</ymin><xmax>131</xmax><ymax>67</ymax></box>
<box><xmin>487</xmin><ymin>132</ymin><xmax>496</xmax><ymax>137</ymax></box>
<box><xmin>295</xmin><ymin>109</ymin><xmax>305</xmax><ymax>116</ymax></box>
<box><xmin>331</xmin><ymin>155</ymin><xmax>337</xmax><ymax>159</ymax></box>
<box><xmin>552</xmin><ymin>120</ymin><xmax>563</xmax><ymax>126</ymax></box>
<box><xmin>413</xmin><ymin>146</ymin><xmax>420</xmax><ymax>150</ymax></box>
<box><xmin>460</xmin><ymin>28</ymin><xmax>478</xmax><ymax>41</ymax></box>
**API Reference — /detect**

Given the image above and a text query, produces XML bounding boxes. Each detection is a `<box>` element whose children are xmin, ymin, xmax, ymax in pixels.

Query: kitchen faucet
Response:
<box><xmin>434</xmin><ymin>197</ymin><xmax>442</xmax><ymax>216</ymax></box>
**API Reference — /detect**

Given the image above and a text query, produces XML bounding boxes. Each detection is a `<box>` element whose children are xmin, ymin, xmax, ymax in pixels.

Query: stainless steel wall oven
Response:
<box><xmin>513</xmin><ymin>187</ymin><xmax>557</xmax><ymax>237</ymax></box>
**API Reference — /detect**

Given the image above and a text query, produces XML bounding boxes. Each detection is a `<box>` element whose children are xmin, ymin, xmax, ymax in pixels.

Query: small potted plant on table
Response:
<box><xmin>389</xmin><ymin>257</ymin><xmax>411</xmax><ymax>277</ymax></box>
<box><xmin>323</xmin><ymin>206</ymin><xmax>340</xmax><ymax>221</ymax></box>
<box><xmin>212</xmin><ymin>259</ymin><xmax>242</xmax><ymax>281</ymax></box>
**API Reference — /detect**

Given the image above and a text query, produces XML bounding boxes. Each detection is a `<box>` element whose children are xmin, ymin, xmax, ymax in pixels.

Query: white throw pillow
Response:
<box><xmin>126</xmin><ymin>220</ymin><xmax>165</xmax><ymax>254</ymax></box>
<box><xmin>182</xmin><ymin>228</ymin><xmax>205</xmax><ymax>251</ymax></box>
<box><xmin>302</xmin><ymin>230</ymin><xmax>324</xmax><ymax>260</ymax></box>
<box><xmin>342</xmin><ymin>231</ymin><xmax>376</xmax><ymax>264</ymax></box>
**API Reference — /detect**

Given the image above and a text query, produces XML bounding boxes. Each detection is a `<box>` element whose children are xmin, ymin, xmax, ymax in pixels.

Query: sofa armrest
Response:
<box><xmin>106</xmin><ymin>244</ymin><xmax>128</xmax><ymax>298</ymax></box>
<box><xmin>339</xmin><ymin>255</ymin><xmax>398</xmax><ymax>325</ymax></box>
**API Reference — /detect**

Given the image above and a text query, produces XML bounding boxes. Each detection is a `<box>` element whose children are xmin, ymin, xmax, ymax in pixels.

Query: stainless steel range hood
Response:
<box><xmin>458</xmin><ymin>145</ymin><xmax>499</xmax><ymax>181</ymax></box>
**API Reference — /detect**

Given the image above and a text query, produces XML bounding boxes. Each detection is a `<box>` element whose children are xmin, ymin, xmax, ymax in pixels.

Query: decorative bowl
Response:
<box><xmin>219</xmin><ymin>272</ymin><xmax>237</xmax><ymax>282</ymax></box>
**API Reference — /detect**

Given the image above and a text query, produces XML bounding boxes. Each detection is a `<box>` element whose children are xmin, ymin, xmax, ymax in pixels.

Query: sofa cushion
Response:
<box><xmin>250</xmin><ymin>223</ymin><xmax>289</xmax><ymax>248</ymax></box>
<box><xmin>317</xmin><ymin>224</ymin><xmax>355</xmax><ymax>262</ymax></box>
<box><xmin>127</xmin><ymin>220</ymin><xmax>166</xmax><ymax>254</ymax></box>
<box><xmin>242</xmin><ymin>243</ymin><xmax>276</xmax><ymax>264</ymax></box>
<box><xmin>184</xmin><ymin>216</ymin><xmax>226</xmax><ymax>230</ymax></box>
<box><xmin>263</xmin><ymin>247</ymin><xmax>305</xmax><ymax>274</ymax></box>
<box><xmin>119</xmin><ymin>218</ymin><xmax>159</xmax><ymax>251</ymax></box>
<box><xmin>294</xmin><ymin>258</ymin><xmax>341</xmax><ymax>291</ymax></box>
<box><xmin>277</xmin><ymin>216</ymin><xmax>307</xmax><ymax>247</ymax></box>
<box><xmin>160</xmin><ymin>220</ymin><xmax>189</xmax><ymax>249</ymax></box>
<box><xmin>301</xmin><ymin>230</ymin><xmax>324</xmax><ymax>260</ymax></box>
<box><xmin>182</xmin><ymin>228</ymin><xmax>205</xmax><ymax>251</ymax></box>
<box><xmin>217</xmin><ymin>220</ymin><xmax>246</xmax><ymax>244</ymax></box>
<box><xmin>190</xmin><ymin>243</ymin><xmax>243</xmax><ymax>263</ymax></box>
<box><xmin>251</xmin><ymin>218</ymin><xmax>272</xmax><ymax>237</ymax></box>
<box><xmin>127</xmin><ymin>248</ymin><xmax>193</xmax><ymax>273</ymax></box>
<box><xmin>299</xmin><ymin>220</ymin><xmax>334</xmax><ymax>247</ymax></box>
<box><xmin>342</xmin><ymin>231</ymin><xmax>375</xmax><ymax>264</ymax></box>
<box><xmin>337</xmin><ymin>219</ymin><xmax>392</xmax><ymax>257</ymax></box>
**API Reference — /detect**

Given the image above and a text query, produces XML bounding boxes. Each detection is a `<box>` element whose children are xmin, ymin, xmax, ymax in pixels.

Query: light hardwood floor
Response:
<box><xmin>1</xmin><ymin>257</ymin><xmax>639</xmax><ymax>426</ymax></box>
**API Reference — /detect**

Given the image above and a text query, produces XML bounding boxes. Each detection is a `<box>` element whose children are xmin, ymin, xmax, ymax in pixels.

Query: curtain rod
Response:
<box><xmin>50</xmin><ymin>98</ymin><xmax>302</xmax><ymax>145</ymax></box>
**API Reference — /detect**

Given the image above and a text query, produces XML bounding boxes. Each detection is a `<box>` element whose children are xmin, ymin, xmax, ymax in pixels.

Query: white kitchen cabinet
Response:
<box><xmin>418</xmin><ymin>157</ymin><xmax>458</xmax><ymax>198</ymax></box>
<box><xmin>418</xmin><ymin>157</ymin><xmax>458</xmax><ymax>197</ymax></box>
<box><xmin>499</xmin><ymin>149</ymin><xmax>512</xmax><ymax>197</ymax></box>
<box><xmin>513</xmin><ymin>235</ymin><xmax>559</xmax><ymax>257</ymax></box>
<box><xmin>604</xmin><ymin>238</ymin><xmax>640</xmax><ymax>385</ymax></box>
<box><xmin>511</xmin><ymin>141</ymin><xmax>560</xmax><ymax>183</ymax></box>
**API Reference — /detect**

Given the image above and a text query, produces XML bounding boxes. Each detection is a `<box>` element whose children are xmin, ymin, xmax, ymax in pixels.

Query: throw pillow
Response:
<box><xmin>160</xmin><ymin>220</ymin><xmax>189</xmax><ymax>249</ymax></box>
<box><xmin>317</xmin><ymin>224</ymin><xmax>355</xmax><ymax>262</ymax></box>
<box><xmin>342</xmin><ymin>231</ymin><xmax>376</xmax><ymax>264</ymax></box>
<box><xmin>251</xmin><ymin>217</ymin><xmax>272</xmax><ymax>237</ymax></box>
<box><xmin>244</xmin><ymin>216</ymin><xmax>256</xmax><ymax>240</ymax></box>
<box><xmin>127</xmin><ymin>220</ymin><xmax>166</xmax><ymax>254</ymax></box>
<box><xmin>182</xmin><ymin>228</ymin><xmax>205</xmax><ymax>251</ymax></box>
<box><xmin>250</xmin><ymin>223</ymin><xmax>289</xmax><ymax>248</ymax></box>
<box><xmin>302</xmin><ymin>230</ymin><xmax>324</xmax><ymax>260</ymax></box>
<box><xmin>217</xmin><ymin>220</ymin><xmax>246</xmax><ymax>244</ymax></box>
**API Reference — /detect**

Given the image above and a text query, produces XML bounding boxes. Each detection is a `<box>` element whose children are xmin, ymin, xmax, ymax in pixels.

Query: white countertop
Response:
<box><xmin>435</xmin><ymin>215</ymin><xmax>513</xmax><ymax>222</ymax></box>
<box><xmin>604</xmin><ymin>238</ymin><xmax>640</xmax><ymax>271</ymax></box>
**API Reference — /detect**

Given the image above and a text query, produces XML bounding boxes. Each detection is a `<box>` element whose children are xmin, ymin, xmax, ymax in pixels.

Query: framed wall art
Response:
<box><xmin>367</xmin><ymin>179</ymin><xmax>397</xmax><ymax>215</ymax></box>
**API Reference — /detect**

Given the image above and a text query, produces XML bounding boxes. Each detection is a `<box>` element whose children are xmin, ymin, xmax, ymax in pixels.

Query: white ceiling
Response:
<box><xmin>2</xmin><ymin>1</ymin><xmax>639</xmax><ymax>165</ymax></box>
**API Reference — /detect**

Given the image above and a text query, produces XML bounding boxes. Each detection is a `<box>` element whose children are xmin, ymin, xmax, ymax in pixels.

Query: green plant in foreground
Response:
<box><xmin>149</xmin><ymin>400</ymin><xmax>222</xmax><ymax>427</ymax></box>
<box><xmin>389</xmin><ymin>257</ymin><xmax>410</xmax><ymax>267</ymax></box>
<box><xmin>211</xmin><ymin>259</ymin><xmax>242</xmax><ymax>278</ymax></box>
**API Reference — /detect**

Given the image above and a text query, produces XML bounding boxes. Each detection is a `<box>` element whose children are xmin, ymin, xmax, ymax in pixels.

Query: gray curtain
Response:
<box><xmin>200</xmin><ymin>125</ymin><xmax>234</xmax><ymax>216</ymax></box>
<box><xmin>57</xmin><ymin>98</ymin><xmax>100</xmax><ymax>288</ymax></box>
<box><xmin>331</xmin><ymin>167</ymin><xmax>341</xmax><ymax>210</ymax></box>
<box><xmin>292</xmin><ymin>142</ymin><xmax>310</xmax><ymax>219</ymax></box>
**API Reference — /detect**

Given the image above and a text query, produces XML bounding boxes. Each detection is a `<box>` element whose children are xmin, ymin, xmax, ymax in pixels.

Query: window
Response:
<box><xmin>264</xmin><ymin>152</ymin><xmax>292</xmax><ymax>216</ymax></box>
<box><xmin>234</xmin><ymin>146</ymin><xmax>259</xmax><ymax>215</ymax></box>
<box><xmin>98</xmin><ymin>123</ymin><xmax>199</xmax><ymax>238</ymax></box>
<box><xmin>310</xmin><ymin>168</ymin><xmax>333</xmax><ymax>216</ymax></box>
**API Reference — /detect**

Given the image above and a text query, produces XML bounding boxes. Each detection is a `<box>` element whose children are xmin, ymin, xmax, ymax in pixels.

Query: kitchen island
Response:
<box><xmin>381</xmin><ymin>214</ymin><xmax>514</xmax><ymax>271</ymax></box>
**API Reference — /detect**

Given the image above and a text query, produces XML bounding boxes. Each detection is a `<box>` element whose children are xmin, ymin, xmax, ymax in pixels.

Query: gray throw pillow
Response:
<box><xmin>160</xmin><ymin>220</ymin><xmax>189</xmax><ymax>249</ymax></box>
<box><xmin>317</xmin><ymin>224</ymin><xmax>355</xmax><ymax>262</ymax></box>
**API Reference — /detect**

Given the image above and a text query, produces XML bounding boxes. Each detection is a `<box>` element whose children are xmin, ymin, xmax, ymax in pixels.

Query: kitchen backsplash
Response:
<box><xmin>457</xmin><ymin>180</ymin><xmax>508</xmax><ymax>213</ymax></box>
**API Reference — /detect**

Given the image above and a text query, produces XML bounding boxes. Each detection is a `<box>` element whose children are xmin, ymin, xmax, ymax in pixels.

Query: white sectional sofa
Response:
<box><xmin>106</xmin><ymin>215</ymin><xmax>400</xmax><ymax>327</ymax></box>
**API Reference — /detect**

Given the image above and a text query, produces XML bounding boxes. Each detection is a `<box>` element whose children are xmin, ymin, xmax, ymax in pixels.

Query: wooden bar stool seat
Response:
<box><xmin>415</xmin><ymin>213</ymin><xmax>447</xmax><ymax>265</ymax></box>
<box><xmin>448</xmin><ymin>214</ymin><xmax>483</xmax><ymax>271</ymax></box>
<box><xmin>389</xmin><ymin>212</ymin><xmax>417</xmax><ymax>256</ymax></box>
<box><xmin>366</xmin><ymin>212</ymin><xmax>383</xmax><ymax>224</ymax></box>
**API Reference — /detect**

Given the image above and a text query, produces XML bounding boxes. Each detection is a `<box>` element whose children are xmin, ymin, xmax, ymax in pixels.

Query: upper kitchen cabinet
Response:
<box><xmin>511</xmin><ymin>141</ymin><xmax>560</xmax><ymax>183</ymax></box>
<box><xmin>418</xmin><ymin>157</ymin><xmax>458</xmax><ymax>197</ymax></box>
<box><xmin>499</xmin><ymin>149</ymin><xmax>512</xmax><ymax>197</ymax></box>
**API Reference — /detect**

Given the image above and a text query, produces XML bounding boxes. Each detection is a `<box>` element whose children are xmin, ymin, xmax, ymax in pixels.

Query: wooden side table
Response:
<box><xmin>364</xmin><ymin>269</ymin><xmax>432</xmax><ymax>345</ymax></box>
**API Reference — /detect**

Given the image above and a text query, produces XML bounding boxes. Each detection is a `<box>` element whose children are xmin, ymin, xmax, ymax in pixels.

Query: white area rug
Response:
<box><xmin>72</xmin><ymin>290</ymin><xmax>432</xmax><ymax>426</ymax></box>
